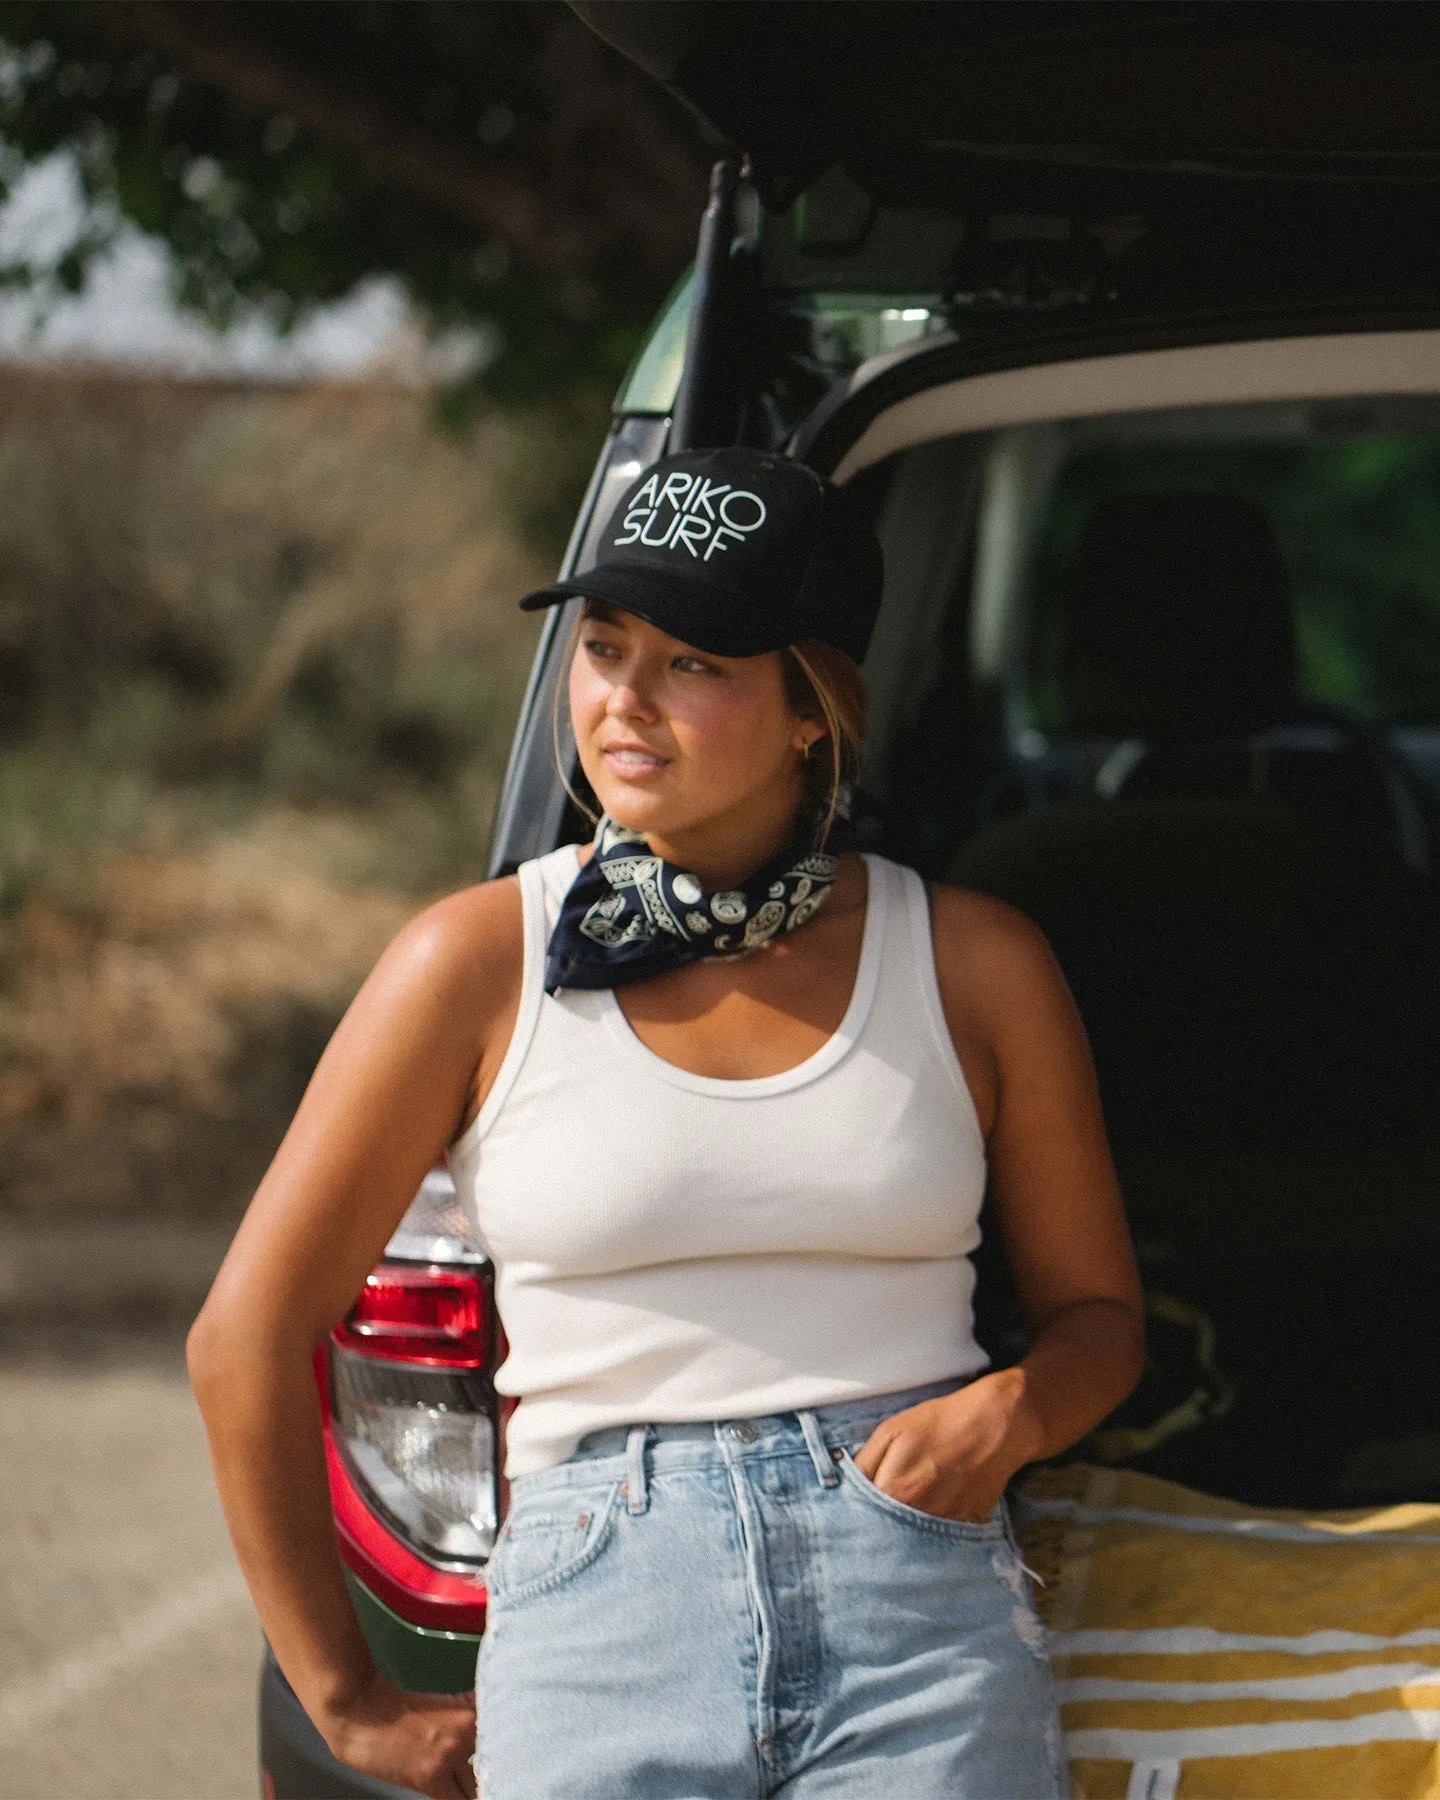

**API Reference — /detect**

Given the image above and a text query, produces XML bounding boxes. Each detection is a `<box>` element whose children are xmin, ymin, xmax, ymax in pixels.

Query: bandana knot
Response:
<box><xmin>544</xmin><ymin>817</ymin><xmax>842</xmax><ymax>994</ymax></box>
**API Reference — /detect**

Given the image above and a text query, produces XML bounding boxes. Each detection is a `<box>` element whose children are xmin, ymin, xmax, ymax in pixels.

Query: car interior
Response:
<box><xmin>846</xmin><ymin>395</ymin><xmax>1440</xmax><ymax>1514</ymax></box>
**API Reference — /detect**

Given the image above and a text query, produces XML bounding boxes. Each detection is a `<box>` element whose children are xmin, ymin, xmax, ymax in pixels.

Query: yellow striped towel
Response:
<box><xmin>1014</xmin><ymin>1462</ymin><xmax>1440</xmax><ymax>1799</ymax></box>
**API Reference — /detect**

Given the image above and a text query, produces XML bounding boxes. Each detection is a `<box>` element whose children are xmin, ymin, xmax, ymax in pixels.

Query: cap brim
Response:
<box><xmin>518</xmin><ymin>564</ymin><xmax>789</xmax><ymax>658</ymax></box>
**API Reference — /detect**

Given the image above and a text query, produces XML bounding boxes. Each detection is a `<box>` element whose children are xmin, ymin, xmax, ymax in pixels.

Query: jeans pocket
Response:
<box><xmin>486</xmin><ymin>1480</ymin><xmax>622</xmax><ymax>1603</ymax></box>
<box><xmin>834</xmin><ymin>1449</ymin><xmax>1008</xmax><ymax>1541</ymax></box>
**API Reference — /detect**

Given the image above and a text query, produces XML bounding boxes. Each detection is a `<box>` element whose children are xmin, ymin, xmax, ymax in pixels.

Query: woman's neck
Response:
<box><xmin>638</xmin><ymin>786</ymin><xmax>808</xmax><ymax>890</ymax></box>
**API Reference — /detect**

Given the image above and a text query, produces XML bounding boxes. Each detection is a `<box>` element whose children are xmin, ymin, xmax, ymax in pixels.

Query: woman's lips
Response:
<box><xmin>602</xmin><ymin>745</ymin><xmax>669</xmax><ymax>775</ymax></box>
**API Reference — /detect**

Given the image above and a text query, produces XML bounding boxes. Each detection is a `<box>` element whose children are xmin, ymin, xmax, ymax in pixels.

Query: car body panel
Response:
<box><xmin>571</xmin><ymin>3</ymin><xmax>1440</xmax><ymax>195</ymax></box>
<box><xmin>343</xmin><ymin>1574</ymin><xmax>480</xmax><ymax>1694</ymax></box>
<box><xmin>260</xmin><ymin>1649</ymin><xmax>421</xmax><ymax>1800</ymax></box>
<box><xmin>826</xmin><ymin>327</ymin><xmax>1440</xmax><ymax>481</ymax></box>
<box><xmin>617</xmin><ymin>268</ymin><xmax>694</xmax><ymax>415</ymax></box>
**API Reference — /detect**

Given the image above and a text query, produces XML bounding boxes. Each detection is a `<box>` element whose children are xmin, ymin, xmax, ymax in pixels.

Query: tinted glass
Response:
<box><xmin>1026</xmin><ymin>436</ymin><xmax>1440</xmax><ymax>726</ymax></box>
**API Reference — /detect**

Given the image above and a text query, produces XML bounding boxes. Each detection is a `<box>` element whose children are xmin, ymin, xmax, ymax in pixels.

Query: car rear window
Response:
<box><xmin>1025</xmin><ymin>428</ymin><xmax>1440</xmax><ymax>727</ymax></box>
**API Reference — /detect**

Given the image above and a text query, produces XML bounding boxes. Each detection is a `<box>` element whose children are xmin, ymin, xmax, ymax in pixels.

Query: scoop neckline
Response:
<box><xmin>596</xmin><ymin>850</ymin><xmax>886</xmax><ymax>1098</ymax></box>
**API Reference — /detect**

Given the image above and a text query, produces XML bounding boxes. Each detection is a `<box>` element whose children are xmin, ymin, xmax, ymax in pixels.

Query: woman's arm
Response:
<box><xmin>855</xmin><ymin>886</ymin><xmax>1144</xmax><ymax>1521</ymax></box>
<box><xmin>187</xmin><ymin>878</ymin><xmax>523</xmax><ymax>1799</ymax></box>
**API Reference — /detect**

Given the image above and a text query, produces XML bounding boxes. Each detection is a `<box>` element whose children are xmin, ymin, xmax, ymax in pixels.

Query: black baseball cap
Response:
<box><xmin>518</xmin><ymin>447</ymin><xmax>883</xmax><ymax>663</ymax></box>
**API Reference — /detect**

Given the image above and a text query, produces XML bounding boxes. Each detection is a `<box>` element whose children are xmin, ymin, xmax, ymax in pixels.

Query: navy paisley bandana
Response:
<box><xmin>544</xmin><ymin>816</ymin><xmax>842</xmax><ymax>994</ymax></box>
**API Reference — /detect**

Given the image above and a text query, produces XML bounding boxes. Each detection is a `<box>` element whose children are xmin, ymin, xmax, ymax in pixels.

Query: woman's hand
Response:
<box><xmin>321</xmin><ymin>1672</ymin><xmax>478</xmax><ymax>1799</ymax></box>
<box><xmin>852</xmin><ymin>1368</ymin><xmax>1042</xmax><ymax>1523</ymax></box>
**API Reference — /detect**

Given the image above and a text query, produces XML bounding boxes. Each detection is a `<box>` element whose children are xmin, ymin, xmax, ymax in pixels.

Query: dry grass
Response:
<box><xmin>0</xmin><ymin>363</ymin><xmax>586</xmax><ymax>1217</ymax></box>
<box><xmin>0</xmin><ymin>814</ymin><xmax>422</xmax><ymax>1217</ymax></box>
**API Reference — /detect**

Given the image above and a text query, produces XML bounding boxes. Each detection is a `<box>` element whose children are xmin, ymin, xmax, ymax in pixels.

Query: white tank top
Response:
<box><xmin>448</xmin><ymin>846</ymin><xmax>990</xmax><ymax>1477</ymax></box>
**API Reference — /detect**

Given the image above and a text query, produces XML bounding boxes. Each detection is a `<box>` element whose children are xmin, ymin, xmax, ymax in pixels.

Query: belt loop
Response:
<box><xmin>797</xmin><ymin>1410</ymin><xmax>840</xmax><ymax>1488</ymax></box>
<box><xmin>625</xmin><ymin>1425</ymin><xmax>649</xmax><ymax>1515</ymax></box>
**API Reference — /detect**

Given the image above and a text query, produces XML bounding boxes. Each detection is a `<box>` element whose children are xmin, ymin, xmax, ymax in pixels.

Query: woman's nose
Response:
<box><xmin>606</xmin><ymin>671</ymin><xmax>659</xmax><ymax>721</ymax></box>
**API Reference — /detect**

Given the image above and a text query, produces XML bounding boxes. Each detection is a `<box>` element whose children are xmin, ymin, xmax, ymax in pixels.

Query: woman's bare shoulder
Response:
<box><xmin>362</xmin><ymin>874</ymin><xmax>526</xmax><ymax>1031</ymax></box>
<box><xmin>924</xmin><ymin>880</ymin><xmax>1069</xmax><ymax>1026</ymax></box>
<box><xmin>927</xmin><ymin>880</ymin><xmax>1051</xmax><ymax>962</ymax></box>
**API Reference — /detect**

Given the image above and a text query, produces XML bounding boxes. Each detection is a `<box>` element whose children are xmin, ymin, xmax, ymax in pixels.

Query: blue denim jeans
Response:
<box><xmin>476</xmin><ymin>1380</ymin><xmax>1066</xmax><ymax>1798</ymax></box>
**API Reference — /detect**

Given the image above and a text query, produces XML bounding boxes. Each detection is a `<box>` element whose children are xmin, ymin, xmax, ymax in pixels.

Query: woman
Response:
<box><xmin>190</xmin><ymin>447</ymin><xmax>1144</xmax><ymax>1799</ymax></box>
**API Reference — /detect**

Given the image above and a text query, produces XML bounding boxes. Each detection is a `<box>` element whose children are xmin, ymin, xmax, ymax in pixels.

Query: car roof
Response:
<box><xmin>573</xmin><ymin>3</ymin><xmax>1440</xmax><ymax>200</ymax></box>
<box><xmin>579</xmin><ymin>3</ymin><xmax>1440</xmax><ymax>468</ymax></box>
<box><xmin>575</xmin><ymin>3</ymin><xmax>1440</xmax><ymax>317</ymax></box>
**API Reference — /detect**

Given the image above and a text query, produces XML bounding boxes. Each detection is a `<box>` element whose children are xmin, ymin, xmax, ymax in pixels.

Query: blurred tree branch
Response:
<box><xmin>0</xmin><ymin>1</ymin><xmax>711</xmax><ymax>397</ymax></box>
<box><xmin>106</xmin><ymin>3</ymin><xmax>586</xmax><ymax>275</ymax></box>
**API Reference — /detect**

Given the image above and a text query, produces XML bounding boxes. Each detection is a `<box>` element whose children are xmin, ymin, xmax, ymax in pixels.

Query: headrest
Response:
<box><xmin>1063</xmin><ymin>492</ymin><xmax>1297</xmax><ymax>740</ymax></box>
<box><xmin>947</xmin><ymin>797</ymin><xmax>1437</xmax><ymax>1153</ymax></box>
<box><xmin>948</xmin><ymin>798</ymin><xmax>1313</xmax><ymax>940</ymax></box>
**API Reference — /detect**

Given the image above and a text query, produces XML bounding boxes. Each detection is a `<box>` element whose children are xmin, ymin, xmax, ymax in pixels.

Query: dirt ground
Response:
<box><xmin>0</xmin><ymin>1326</ymin><xmax>261</xmax><ymax>1800</ymax></box>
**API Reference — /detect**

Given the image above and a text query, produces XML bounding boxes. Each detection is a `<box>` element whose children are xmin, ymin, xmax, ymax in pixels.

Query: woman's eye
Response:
<box><xmin>583</xmin><ymin>637</ymin><xmax>622</xmax><ymax>660</ymax></box>
<box><xmin>673</xmin><ymin>655</ymin><xmax>717</xmax><ymax>675</ymax></box>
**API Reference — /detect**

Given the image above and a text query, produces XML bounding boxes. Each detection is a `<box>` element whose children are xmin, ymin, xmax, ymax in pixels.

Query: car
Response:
<box><xmin>260</xmin><ymin>7</ymin><xmax>1440</xmax><ymax>1793</ymax></box>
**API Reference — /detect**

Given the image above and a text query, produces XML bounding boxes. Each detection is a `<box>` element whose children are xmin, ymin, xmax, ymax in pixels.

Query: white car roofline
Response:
<box><xmin>831</xmin><ymin>329</ymin><xmax>1440</xmax><ymax>483</ymax></box>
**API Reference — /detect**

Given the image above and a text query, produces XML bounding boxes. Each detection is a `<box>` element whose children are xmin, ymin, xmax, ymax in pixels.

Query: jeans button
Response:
<box><xmin>730</xmin><ymin>1421</ymin><xmax>758</xmax><ymax>1444</ymax></box>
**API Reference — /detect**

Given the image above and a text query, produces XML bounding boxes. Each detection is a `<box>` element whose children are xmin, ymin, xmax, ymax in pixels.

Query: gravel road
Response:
<box><xmin>0</xmin><ymin>1221</ymin><xmax>260</xmax><ymax>1800</ymax></box>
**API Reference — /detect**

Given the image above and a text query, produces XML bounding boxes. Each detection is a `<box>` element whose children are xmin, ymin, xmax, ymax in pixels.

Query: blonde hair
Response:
<box><xmin>552</xmin><ymin>608</ymin><xmax>600</xmax><ymax>824</ymax></box>
<box><xmin>783</xmin><ymin>638</ymin><xmax>868</xmax><ymax>844</ymax></box>
<box><xmin>553</xmin><ymin>606</ymin><xmax>869</xmax><ymax>844</ymax></box>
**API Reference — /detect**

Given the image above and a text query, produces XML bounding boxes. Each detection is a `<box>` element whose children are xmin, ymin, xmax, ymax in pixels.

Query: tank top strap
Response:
<box><xmin>535</xmin><ymin>841</ymin><xmax>584</xmax><ymax>933</ymax></box>
<box><xmin>449</xmin><ymin>846</ymin><xmax>573</xmax><ymax>1155</ymax></box>
<box><xmin>880</xmin><ymin>859</ymin><xmax>981</xmax><ymax>1117</ymax></box>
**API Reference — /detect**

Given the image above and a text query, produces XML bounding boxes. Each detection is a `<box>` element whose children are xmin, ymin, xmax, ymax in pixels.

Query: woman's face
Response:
<box><xmin>568</xmin><ymin>603</ymin><xmax>816</xmax><ymax>843</ymax></box>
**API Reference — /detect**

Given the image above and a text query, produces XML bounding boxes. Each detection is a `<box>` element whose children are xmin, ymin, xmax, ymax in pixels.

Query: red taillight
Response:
<box><xmin>319</xmin><ymin>1257</ymin><xmax>497</xmax><ymax>1632</ymax></box>
<box><xmin>332</xmin><ymin>1264</ymin><xmax>486</xmax><ymax>1367</ymax></box>
<box><xmin>318</xmin><ymin>1364</ymin><xmax>489</xmax><ymax>1633</ymax></box>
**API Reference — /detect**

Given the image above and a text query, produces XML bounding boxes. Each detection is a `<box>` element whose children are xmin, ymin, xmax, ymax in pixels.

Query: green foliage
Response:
<box><xmin>1028</xmin><ymin>435</ymin><xmax>1440</xmax><ymax>726</ymax></box>
<box><xmin>0</xmin><ymin>1</ymin><xmax>706</xmax><ymax>402</ymax></box>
